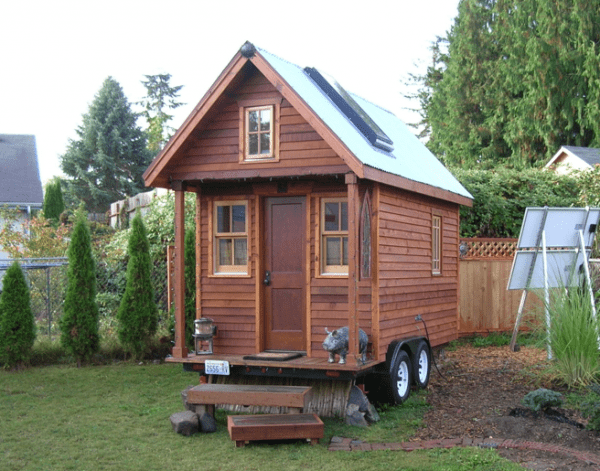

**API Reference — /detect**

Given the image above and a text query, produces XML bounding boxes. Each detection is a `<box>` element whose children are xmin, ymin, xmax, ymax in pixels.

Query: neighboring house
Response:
<box><xmin>0</xmin><ymin>134</ymin><xmax>44</xmax><ymax>260</ymax></box>
<box><xmin>545</xmin><ymin>146</ymin><xmax>600</xmax><ymax>175</ymax></box>
<box><xmin>143</xmin><ymin>42</ymin><xmax>472</xmax><ymax>390</ymax></box>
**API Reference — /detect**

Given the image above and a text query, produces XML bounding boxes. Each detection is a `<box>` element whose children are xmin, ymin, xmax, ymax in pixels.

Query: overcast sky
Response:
<box><xmin>1</xmin><ymin>0</ymin><xmax>459</xmax><ymax>185</ymax></box>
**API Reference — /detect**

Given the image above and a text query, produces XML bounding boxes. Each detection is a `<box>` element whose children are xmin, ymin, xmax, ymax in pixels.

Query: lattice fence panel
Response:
<box><xmin>459</xmin><ymin>238</ymin><xmax>518</xmax><ymax>260</ymax></box>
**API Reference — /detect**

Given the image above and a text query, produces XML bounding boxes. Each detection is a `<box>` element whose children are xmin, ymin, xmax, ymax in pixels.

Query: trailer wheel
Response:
<box><xmin>390</xmin><ymin>350</ymin><xmax>412</xmax><ymax>404</ymax></box>
<box><xmin>413</xmin><ymin>340</ymin><xmax>431</xmax><ymax>389</ymax></box>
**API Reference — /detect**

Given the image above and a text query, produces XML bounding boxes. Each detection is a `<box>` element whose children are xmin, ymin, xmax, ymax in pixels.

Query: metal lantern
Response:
<box><xmin>193</xmin><ymin>318</ymin><xmax>217</xmax><ymax>355</ymax></box>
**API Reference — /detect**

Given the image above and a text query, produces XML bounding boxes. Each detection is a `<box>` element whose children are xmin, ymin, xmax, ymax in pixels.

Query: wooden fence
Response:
<box><xmin>458</xmin><ymin>238</ymin><xmax>542</xmax><ymax>336</ymax></box>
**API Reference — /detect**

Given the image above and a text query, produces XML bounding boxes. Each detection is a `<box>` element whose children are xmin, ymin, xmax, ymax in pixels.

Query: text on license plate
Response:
<box><xmin>204</xmin><ymin>360</ymin><xmax>230</xmax><ymax>375</ymax></box>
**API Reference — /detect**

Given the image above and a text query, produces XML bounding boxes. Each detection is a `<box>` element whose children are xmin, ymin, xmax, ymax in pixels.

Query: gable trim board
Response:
<box><xmin>143</xmin><ymin>43</ymin><xmax>472</xmax><ymax>208</ymax></box>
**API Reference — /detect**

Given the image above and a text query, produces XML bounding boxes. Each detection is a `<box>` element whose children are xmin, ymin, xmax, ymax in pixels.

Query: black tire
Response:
<box><xmin>413</xmin><ymin>340</ymin><xmax>431</xmax><ymax>389</ymax></box>
<box><xmin>390</xmin><ymin>350</ymin><xmax>412</xmax><ymax>404</ymax></box>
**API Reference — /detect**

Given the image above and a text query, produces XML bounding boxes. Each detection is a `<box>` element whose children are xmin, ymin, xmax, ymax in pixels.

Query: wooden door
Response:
<box><xmin>264</xmin><ymin>197</ymin><xmax>306</xmax><ymax>351</ymax></box>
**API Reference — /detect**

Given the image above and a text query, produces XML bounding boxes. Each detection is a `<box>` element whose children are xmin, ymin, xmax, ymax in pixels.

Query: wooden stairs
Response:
<box><xmin>186</xmin><ymin>383</ymin><xmax>322</xmax><ymax>446</ymax></box>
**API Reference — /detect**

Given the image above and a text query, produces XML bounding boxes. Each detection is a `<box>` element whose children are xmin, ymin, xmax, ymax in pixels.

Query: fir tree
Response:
<box><xmin>414</xmin><ymin>0</ymin><xmax>600</xmax><ymax>167</ymax></box>
<box><xmin>184</xmin><ymin>228</ymin><xmax>196</xmax><ymax>348</ymax></box>
<box><xmin>117</xmin><ymin>211</ymin><xmax>158</xmax><ymax>359</ymax></box>
<box><xmin>60</xmin><ymin>77</ymin><xmax>151</xmax><ymax>213</ymax></box>
<box><xmin>59</xmin><ymin>212</ymin><xmax>100</xmax><ymax>367</ymax></box>
<box><xmin>0</xmin><ymin>262</ymin><xmax>36</xmax><ymax>369</ymax></box>
<box><xmin>138</xmin><ymin>74</ymin><xmax>184</xmax><ymax>155</ymax></box>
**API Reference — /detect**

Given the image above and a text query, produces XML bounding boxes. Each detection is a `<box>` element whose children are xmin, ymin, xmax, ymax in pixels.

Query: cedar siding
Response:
<box><xmin>376</xmin><ymin>184</ymin><xmax>459</xmax><ymax>358</ymax></box>
<box><xmin>168</xmin><ymin>66</ymin><xmax>348</xmax><ymax>182</ymax></box>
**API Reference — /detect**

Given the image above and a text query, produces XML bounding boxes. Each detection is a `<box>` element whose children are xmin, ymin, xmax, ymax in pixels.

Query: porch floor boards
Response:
<box><xmin>165</xmin><ymin>352</ymin><xmax>379</xmax><ymax>373</ymax></box>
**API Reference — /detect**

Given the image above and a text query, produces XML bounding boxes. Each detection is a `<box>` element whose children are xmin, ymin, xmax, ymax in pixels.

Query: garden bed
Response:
<box><xmin>416</xmin><ymin>344</ymin><xmax>600</xmax><ymax>470</ymax></box>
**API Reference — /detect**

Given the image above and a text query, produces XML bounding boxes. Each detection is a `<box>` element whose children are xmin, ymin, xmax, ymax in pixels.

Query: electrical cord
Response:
<box><xmin>415</xmin><ymin>315</ymin><xmax>448</xmax><ymax>382</ymax></box>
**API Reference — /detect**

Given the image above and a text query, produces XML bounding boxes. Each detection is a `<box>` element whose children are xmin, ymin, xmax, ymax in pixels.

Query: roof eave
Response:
<box><xmin>143</xmin><ymin>51</ymin><xmax>249</xmax><ymax>188</ymax></box>
<box><xmin>363</xmin><ymin>166</ymin><xmax>473</xmax><ymax>207</ymax></box>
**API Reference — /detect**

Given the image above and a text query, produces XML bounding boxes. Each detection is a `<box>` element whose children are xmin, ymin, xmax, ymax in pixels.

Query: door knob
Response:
<box><xmin>263</xmin><ymin>270</ymin><xmax>271</xmax><ymax>286</ymax></box>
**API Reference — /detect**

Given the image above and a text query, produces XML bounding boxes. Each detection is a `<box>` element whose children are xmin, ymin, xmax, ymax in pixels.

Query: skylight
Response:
<box><xmin>304</xmin><ymin>67</ymin><xmax>394</xmax><ymax>153</ymax></box>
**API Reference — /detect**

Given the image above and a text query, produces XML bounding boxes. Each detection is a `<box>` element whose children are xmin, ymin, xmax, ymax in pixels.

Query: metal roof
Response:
<box><xmin>0</xmin><ymin>134</ymin><xmax>44</xmax><ymax>206</ymax></box>
<box><xmin>257</xmin><ymin>47</ymin><xmax>472</xmax><ymax>201</ymax></box>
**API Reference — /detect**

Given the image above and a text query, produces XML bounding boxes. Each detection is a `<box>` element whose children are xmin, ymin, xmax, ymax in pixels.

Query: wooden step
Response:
<box><xmin>227</xmin><ymin>413</ymin><xmax>324</xmax><ymax>447</ymax></box>
<box><xmin>186</xmin><ymin>384</ymin><xmax>311</xmax><ymax>410</ymax></box>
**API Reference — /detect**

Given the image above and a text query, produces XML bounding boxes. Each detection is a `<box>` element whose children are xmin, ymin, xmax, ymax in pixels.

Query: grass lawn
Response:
<box><xmin>1</xmin><ymin>363</ymin><xmax>522</xmax><ymax>471</ymax></box>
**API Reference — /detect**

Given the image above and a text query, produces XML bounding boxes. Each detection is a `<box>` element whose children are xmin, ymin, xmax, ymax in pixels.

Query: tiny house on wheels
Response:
<box><xmin>143</xmin><ymin>42</ymin><xmax>472</xmax><ymax>410</ymax></box>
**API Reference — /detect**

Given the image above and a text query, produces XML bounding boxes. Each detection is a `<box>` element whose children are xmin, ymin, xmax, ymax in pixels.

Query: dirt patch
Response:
<box><xmin>414</xmin><ymin>344</ymin><xmax>600</xmax><ymax>470</ymax></box>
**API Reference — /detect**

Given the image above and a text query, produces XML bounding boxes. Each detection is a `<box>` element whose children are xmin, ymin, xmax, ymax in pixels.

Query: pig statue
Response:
<box><xmin>322</xmin><ymin>326</ymin><xmax>368</xmax><ymax>364</ymax></box>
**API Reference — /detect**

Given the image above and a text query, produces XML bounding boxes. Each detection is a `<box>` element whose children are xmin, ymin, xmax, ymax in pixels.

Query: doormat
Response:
<box><xmin>242</xmin><ymin>352</ymin><xmax>303</xmax><ymax>362</ymax></box>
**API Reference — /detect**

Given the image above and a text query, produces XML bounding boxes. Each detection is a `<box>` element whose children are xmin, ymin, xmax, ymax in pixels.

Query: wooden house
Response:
<box><xmin>143</xmin><ymin>42</ymin><xmax>472</xmax><ymax>391</ymax></box>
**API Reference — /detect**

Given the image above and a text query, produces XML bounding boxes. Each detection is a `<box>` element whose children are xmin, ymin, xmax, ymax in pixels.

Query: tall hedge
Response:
<box><xmin>117</xmin><ymin>212</ymin><xmax>158</xmax><ymax>359</ymax></box>
<box><xmin>453</xmin><ymin>167</ymin><xmax>580</xmax><ymax>238</ymax></box>
<box><xmin>0</xmin><ymin>262</ymin><xmax>36</xmax><ymax>369</ymax></box>
<box><xmin>60</xmin><ymin>212</ymin><xmax>100</xmax><ymax>366</ymax></box>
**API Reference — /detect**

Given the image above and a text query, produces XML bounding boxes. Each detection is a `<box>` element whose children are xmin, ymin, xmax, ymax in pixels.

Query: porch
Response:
<box><xmin>167</xmin><ymin>352</ymin><xmax>381</xmax><ymax>381</ymax></box>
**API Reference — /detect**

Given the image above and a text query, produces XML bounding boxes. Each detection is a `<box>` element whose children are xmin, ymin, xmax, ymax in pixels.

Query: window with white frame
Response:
<box><xmin>213</xmin><ymin>201</ymin><xmax>248</xmax><ymax>274</ymax></box>
<box><xmin>245</xmin><ymin>106</ymin><xmax>273</xmax><ymax>159</ymax></box>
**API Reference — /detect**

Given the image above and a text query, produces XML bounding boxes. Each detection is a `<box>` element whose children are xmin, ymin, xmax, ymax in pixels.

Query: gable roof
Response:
<box><xmin>144</xmin><ymin>42</ymin><xmax>472</xmax><ymax>206</ymax></box>
<box><xmin>0</xmin><ymin>134</ymin><xmax>43</xmax><ymax>206</ymax></box>
<box><xmin>546</xmin><ymin>146</ymin><xmax>600</xmax><ymax>169</ymax></box>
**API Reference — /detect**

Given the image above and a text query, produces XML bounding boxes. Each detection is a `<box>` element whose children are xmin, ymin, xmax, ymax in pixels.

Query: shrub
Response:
<box><xmin>184</xmin><ymin>228</ymin><xmax>196</xmax><ymax>348</ymax></box>
<box><xmin>59</xmin><ymin>212</ymin><xmax>100</xmax><ymax>367</ymax></box>
<box><xmin>0</xmin><ymin>262</ymin><xmax>36</xmax><ymax>368</ymax></box>
<box><xmin>581</xmin><ymin>384</ymin><xmax>600</xmax><ymax>431</ymax></box>
<box><xmin>541</xmin><ymin>286</ymin><xmax>600</xmax><ymax>387</ymax></box>
<box><xmin>117</xmin><ymin>212</ymin><xmax>158</xmax><ymax>359</ymax></box>
<box><xmin>522</xmin><ymin>388</ymin><xmax>563</xmax><ymax>411</ymax></box>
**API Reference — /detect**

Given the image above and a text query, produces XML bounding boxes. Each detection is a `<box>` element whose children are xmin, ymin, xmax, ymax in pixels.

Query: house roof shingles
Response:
<box><xmin>562</xmin><ymin>146</ymin><xmax>600</xmax><ymax>167</ymax></box>
<box><xmin>0</xmin><ymin>134</ymin><xmax>44</xmax><ymax>206</ymax></box>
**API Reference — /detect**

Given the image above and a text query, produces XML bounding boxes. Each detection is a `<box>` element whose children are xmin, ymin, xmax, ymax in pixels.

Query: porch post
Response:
<box><xmin>195</xmin><ymin>189</ymin><xmax>202</xmax><ymax>321</ymax></box>
<box><xmin>172</xmin><ymin>181</ymin><xmax>188</xmax><ymax>358</ymax></box>
<box><xmin>346</xmin><ymin>173</ymin><xmax>360</xmax><ymax>359</ymax></box>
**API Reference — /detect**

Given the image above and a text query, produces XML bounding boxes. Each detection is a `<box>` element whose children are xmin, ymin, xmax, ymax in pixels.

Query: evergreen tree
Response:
<box><xmin>59</xmin><ymin>211</ymin><xmax>99</xmax><ymax>367</ymax></box>
<box><xmin>138</xmin><ymin>74</ymin><xmax>184</xmax><ymax>155</ymax></box>
<box><xmin>416</xmin><ymin>0</ymin><xmax>600</xmax><ymax>167</ymax></box>
<box><xmin>60</xmin><ymin>77</ymin><xmax>151</xmax><ymax>213</ymax></box>
<box><xmin>117</xmin><ymin>211</ymin><xmax>158</xmax><ymax>359</ymax></box>
<box><xmin>0</xmin><ymin>262</ymin><xmax>36</xmax><ymax>369</ymax></box>
<box><xmin>42</xmin><ymin>180</ymin><xmax>65</xmax><ymax>223</ymax></box>
<box><xmin>184</xmin><ymin>228</ymin><xmax>196</xmax><ymax>348</ymax></box>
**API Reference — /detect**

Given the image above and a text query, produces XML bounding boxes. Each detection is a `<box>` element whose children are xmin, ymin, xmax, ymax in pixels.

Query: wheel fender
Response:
<box><xmin>386</xmin><ymin>337</ymin><xmax>429</xmax><ymax>377</ymax></box>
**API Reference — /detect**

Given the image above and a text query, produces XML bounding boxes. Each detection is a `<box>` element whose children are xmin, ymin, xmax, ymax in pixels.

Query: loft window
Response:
<box><xmin>360</xmin><ymin>192</ymin><xmax>372</xmax><ymax>279</ymax></box>
<box><xmin>213</xmin><ymin>201</ymin><xmax>248</xmax><ymax>274</ymax></box>
<box><xmin>321</xmin><ymin>198</ymin><xmax>348</xmax><ymax>274</ymax></box>
<box><xmin>432</xmin><ymin>214</ymin><xmax>442</xmax><ymax>275</ymax></box>
<box><xmin>245</xmin><ymin>106</ymin><xmax>273</xmax><ymax>159</ymax></box>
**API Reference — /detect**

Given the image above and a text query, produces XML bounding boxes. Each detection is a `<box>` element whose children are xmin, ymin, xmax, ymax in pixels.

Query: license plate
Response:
<box><xmin>205</xmin><ymin>360</ymin><xmax>230</xmax><ymax>375</ymax></box>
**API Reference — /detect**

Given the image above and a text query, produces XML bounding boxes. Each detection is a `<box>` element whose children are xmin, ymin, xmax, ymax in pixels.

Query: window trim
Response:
<box><xmin>238</xmin><ymin>98</ymin><xmax>281</xmax><ymax>163</ymax></box>
<box><xmin>432</xmin><ymin>212</ymin><xmax>442</xmax><ymax>275</ymax></box>
<box><xmin>320</xmin><ymin>197</ymin><xmax>349</xmax><ymax>275</ymax></box>
<box><xmin>211</xmin><ymin>199</ymin><xmax>249</xmax><ymax>276</ymax></box>
<box><xmin>360</xmin><ymin>191</ymin><xmax>372</xmax><ymax>279</ymax></box>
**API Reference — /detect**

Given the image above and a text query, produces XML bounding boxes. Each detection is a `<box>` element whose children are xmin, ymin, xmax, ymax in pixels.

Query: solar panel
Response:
<box><xmin>304</xmin><ymin>67</ymin><xmax>394</xmax><ymax>153</ymax></box>
<box><xmin>507</xmin><ymin>207</ymin><xmax>600</xmax><ymax>291</ymax></box>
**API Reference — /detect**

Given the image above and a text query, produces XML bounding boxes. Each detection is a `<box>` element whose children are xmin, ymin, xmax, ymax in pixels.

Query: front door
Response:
<box><xmin>264</xmin><ymin>197</ymin><xmax>306</xmax><ymax>351</ymax></box>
